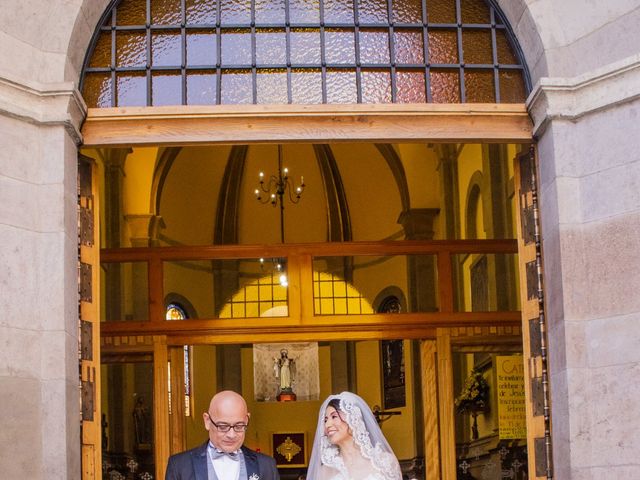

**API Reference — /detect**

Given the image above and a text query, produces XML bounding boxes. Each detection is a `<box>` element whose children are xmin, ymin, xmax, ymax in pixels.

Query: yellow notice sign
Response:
<box><xmin>496</xmin><ymin>355</ymin><xmax>526</xmax><ymax>439</ymax></box>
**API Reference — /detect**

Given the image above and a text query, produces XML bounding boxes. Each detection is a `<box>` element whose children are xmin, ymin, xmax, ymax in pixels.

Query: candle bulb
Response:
<box><xmin>283</xmin><ymin>167</ymin><xmax>289</xmax><ymax>177</ymax></box>
<box><xmin>300</xmin><ymin>175</ymin><xmax>304</xmax><ymax>185</ymax></box>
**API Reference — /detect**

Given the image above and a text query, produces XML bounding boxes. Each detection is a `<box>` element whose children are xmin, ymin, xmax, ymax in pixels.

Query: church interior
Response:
<box><xmin>83</xmin><ymin>141</ymin><xmax>529</xmax><ymax>479</ymax></box>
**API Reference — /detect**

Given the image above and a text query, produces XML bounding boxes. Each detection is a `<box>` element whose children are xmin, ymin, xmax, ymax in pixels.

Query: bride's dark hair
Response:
<box><xmin>326</xmin><ymin>398</ymin><xmax>346</xmax><ymax>423</ymax></box>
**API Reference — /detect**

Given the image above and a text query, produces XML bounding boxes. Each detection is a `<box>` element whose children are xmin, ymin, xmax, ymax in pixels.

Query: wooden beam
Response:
<box><xmin>421</xmin><ymin>340</ymin><xmax>441</xmax><ymax>480</ymax></box>
<box><xmin>100</xmin><ymin>239</ymin><xmax>518</xmax><ymax>262</ymax></box>
<box><xmin>82</xmin><ymin>104</ymin><xmax>532</xmax><ymax>147</ymax></box>
<box><xmin>153</xmin><ymin>336</ymin><xmax>170</xmax><ymax>480</ymax></box>
<box><xmin>100</xmin><ymin>311</ymin><xmax>521</xmax><ymax>337</ymax></box>
<box><xmin>436</xmin><ymin>330</ymin><xmax>456</xmax><ymax>480</ymax></box>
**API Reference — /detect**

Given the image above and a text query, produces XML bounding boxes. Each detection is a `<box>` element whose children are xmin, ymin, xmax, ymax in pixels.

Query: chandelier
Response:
<box><xmin>254</xmin><ymin>145</ymin><xmax>305</xmax><ymax>243</ymax></box>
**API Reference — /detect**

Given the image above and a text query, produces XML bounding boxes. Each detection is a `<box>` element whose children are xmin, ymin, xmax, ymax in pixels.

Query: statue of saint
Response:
<box><xmin>133</xmin><ymin>395</ymin><xmax>151</xmax><ymax>448</ymax></box>
<box><xmin>274</xmin><ymin>349</ymin><xmax>296</xmax><ymax>400</ymax></box>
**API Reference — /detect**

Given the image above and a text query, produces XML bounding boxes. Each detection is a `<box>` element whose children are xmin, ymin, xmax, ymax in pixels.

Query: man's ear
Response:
<box><xmin>246</xmin><ymin>412</ymin><xmax>251</xmax><ymax>423</ymax></box>
<box><xmin>203</xmin><ymin>412</ymin><xmax>211</xmax><ymax>431</ymax></box>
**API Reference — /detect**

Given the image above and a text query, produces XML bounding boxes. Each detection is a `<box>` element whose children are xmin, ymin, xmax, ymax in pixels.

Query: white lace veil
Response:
<box><xmin>306</xmin><ymin>392</ymin><xmax>402</xmax><ymax>480</ymax></box>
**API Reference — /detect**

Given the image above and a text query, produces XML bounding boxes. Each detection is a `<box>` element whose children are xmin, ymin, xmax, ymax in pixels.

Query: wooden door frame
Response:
<box><xmin>87</xmin><ymin>102</ymin><xmax>534</xmax><ymax>480</ymax></box>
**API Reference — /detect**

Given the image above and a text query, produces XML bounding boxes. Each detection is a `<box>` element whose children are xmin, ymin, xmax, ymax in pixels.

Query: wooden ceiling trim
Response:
<box><xmin>82</xmin><ymin>104</ymin><xmax>532</xmax><ymax>147</ymax></box>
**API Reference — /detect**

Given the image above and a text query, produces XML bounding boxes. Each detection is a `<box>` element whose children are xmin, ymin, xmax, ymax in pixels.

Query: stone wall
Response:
<box><xmin>0</xmin><ymin>0</ymin><xmax>639</xmax><ymax>478</ymax></box>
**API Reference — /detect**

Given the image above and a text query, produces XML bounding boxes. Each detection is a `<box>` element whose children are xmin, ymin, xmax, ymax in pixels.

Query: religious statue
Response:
<box><xmin>133</xmin><ymin>395</ymin><xmax>152</xmax><ymax>449</ymax></box>
<box><xmin>274</xmin><ymin>349</ymin><xmax>297</xmax><ymax>401</ymax></box>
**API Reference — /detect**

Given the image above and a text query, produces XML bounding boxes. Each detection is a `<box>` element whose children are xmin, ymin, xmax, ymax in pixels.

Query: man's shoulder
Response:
<box><xmin>242</xmin><ymin>447</ymin><xmax>277</xmax><ymax>465</ymax></box>
<box><xmin>168</xmin><ymin>442</ymin><xmax>207</xmax><ymax>462</ymax></box>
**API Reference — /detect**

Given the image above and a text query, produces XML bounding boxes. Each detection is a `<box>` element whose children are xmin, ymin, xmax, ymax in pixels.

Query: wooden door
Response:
<box><xmin>79</xmin><ymin>155</ymin><xmax>102</xmax><ymax>479</ymax></box>
<box><xmin>514</xmin><ymin>146</ymin><xmax>553</xmax><ymax>479</ymax></box>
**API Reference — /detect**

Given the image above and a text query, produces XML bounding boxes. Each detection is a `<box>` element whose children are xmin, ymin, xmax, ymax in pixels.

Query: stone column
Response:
<box><xmin>398</xmin><ymin>209</ymin><xmax>440</xmax><ymax>312</ymax></box>
<box><xmin>0</xmin><ymin>73</ymin><xmax>86</xmax><ymax>479</ymax></box>
<box><xmin>125</xmin><ymin>214</ymin><xmax>163</xmax><ymax>320</ymax></box>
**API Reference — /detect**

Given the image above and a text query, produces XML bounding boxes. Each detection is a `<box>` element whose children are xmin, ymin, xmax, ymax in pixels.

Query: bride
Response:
<box><xmin>306</xmin><ymin>392</ymin><xmax>402</xmax><ymax>480</ymax></box>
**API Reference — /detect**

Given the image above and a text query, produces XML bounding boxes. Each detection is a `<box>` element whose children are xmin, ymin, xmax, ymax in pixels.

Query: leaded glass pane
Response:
<box><xmin>464</xmin><ymin>69</ymin><xmax>495</xmax><ymax>103</ymax></box>
<box><xmin>394</xmin><ymin>29</ymin><xmax>424</xmax><ymax>64</ymax></box>
<box><xmin>117</xmin><ymin>73</ymin><xmax>147</xmax><ymax>106</ymax></box>
<box><xmin>255</xmin><ymin>0</ymin><xmax>286</xmax><ymax>23</ymax></box>
<box><xmin>256</xmin><ymin>70</ymin><xmax>289</xmax><ymax>104</ymax></box>
<box><xmin>462</xmin><ymin>30</ymin><xmax>493</xmax><ymax>65</ymax></box>
<box><xmin>116</xmin><ymin>32</ymin><xmax>147</xmax><ymax>67</ymax></box>
<box><xmin>220</xmin><ymin>0</ymin><xmax>251</xmax><ymax>25</ymax></box>
<box><xmin>396</xmin><ymin>70</ymin><xmax>426</xmax><ymax>103</ymax></box>
<box><xmin>361</xmin><ymin>69</ymin><xmax>392</xmax><ymax>103</ymax></box>
<box><xmin>323</xmin><ymin>0</ymin><xmax>354</xmax><ymax>23</ymax></box>
<box><xmin>325</xmin><ymin>29</ymin><xmax>356</xmax><ymax>64</ymax></box>
<box><xmin>221</xmin><ymin>30</ymin><xmax>252</xmax><ymax>66</ymax></box>
<box><xmin>221</xmin><ymin>70</ymin><xmax>253</xmax><ymax>103</ymax></box>
<box><xmin>496</xmin><ymin>30</ymin><xmax>518</xmax><ymax>65</ymax></box>
<box><xmin>186</xmin><ymin>31</ymin><xmax>217</xmax><ymax>66</ymax></box>
<box><xmin>187</xmin><ymin>71</ymin><xmax>217</xmax><ymax>104</ymax></box>
<box><xmin>428</xmin><ymin>29</ymin><xmax>458</xmax><ymax>64</ymax></box>
<box><xmin>499</xmin><ymin>70</ymin><xmax>526</xmax><ymax>103</ymax></box>
<box><xmin>291</xmin><ymin>69</ymin><xmax>323</xmax><ymax>103</ymax></box>
<box><xmin>83</xmin><ymin>73</ymin><xmax>112</xmax><ymax>108</ymax></box>
<box><xmin>326</xmin><ymin>69</ymin><xmax>357</xmax><ymax>103</ymax></box>
<box><xmin>393</xmin><ymin>0</ymin><xmax>423</xmax><ymax>23</ymax></box>
<box><xmin>289</xmin><ymin>0</ymin><xmax>320</xmax><ymax>23</ymax></box>
<box><xmin>83</xmin><ymin>0</ymin><xmax>529</xmax><ymax>106</ymax></box>
<box><xmin>256</xmin><ymin>29</ymin><xmax>287</xmax><ymax>65</ymax></box>
<box><xmin>186</xmin><ymin>0</ymin><xmax>217</xmax><ymax>24</ymax></box>
<box><xmin>152</xmin><ymin>0</ymin><xmax>182</xmax><ymax>25</ymax></box>
<box><xmin>431</xmin><ymin>68</ymin><xmax>460</xmax><ymax>103</ymax></box>
<box><xmin>290</xmin><ymin>29</ymin><xmax>322</xmax><ymax>64</ymax></box>
<box><xmin>461</xmin><ymin>0</ymin><xmax>491</xmax><ymax>24</ymax></box>
<box><xmin>428</xmin><ymin>0</ymin><xmax>456</xmax><ymax>23</ymax></box>
<box><xmin>359</xmin><ymin>29</ymin><xmax>390</xmax><ymax>64</ymax></box>
<box><xmin>89</xmin><ymin>32</ymin><xmax>111</xmax><ymax>68</ymax></box>
<box><xmin>116</xmin><ymin>0</ymin><xmax>146</xmax><ymax>25</ymax></box>
<box><xmin>152</xmin><ymin>31</ymin><xmax>182</xmax><ymax>67</ymax></box>
<box><xmin>358</xmin><ymin>0</ymin><xmax>388</xmax><ymax>23</ymax></box>
<box><xmin>152</xmin><ymin>72</ymin><xmax>182</xmax><ymax>105</ymax></box>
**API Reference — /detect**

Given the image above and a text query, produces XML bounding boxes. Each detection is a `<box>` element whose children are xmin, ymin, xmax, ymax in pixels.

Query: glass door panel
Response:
<box><xmin>167</xmin><ymin>340</ymin><xmax>425</xmax><ymax>479</ymax></box>
<box><xmin>452</xmin><ymin>349</ymin><xmax>528</xmax><ymax>479</ymax></box>
<box><xmin>101</xmin><ymin>359</ymin><xmax>155</xmax><ymax>479</ymax></box>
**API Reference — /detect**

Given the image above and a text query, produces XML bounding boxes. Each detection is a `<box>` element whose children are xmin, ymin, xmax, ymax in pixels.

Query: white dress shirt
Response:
<box><xmin>208</xmin><ymin>443</ymin><xmax>241</xmax><ymax>480</ymax></box>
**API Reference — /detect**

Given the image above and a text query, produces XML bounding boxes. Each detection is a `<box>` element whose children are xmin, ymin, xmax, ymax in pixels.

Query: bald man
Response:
<box><xmin>166</xmin><ymin>390</ymin><xmax>279</xmax><ymax>480</ymax></box>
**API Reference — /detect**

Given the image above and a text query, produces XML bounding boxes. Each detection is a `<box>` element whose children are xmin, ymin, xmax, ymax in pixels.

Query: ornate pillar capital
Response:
<box><xmin>398</xmin><ymin>208</ymin><xmax>440</xmax><ymax>240</ymax></box>
<box><xmin>124</xmin><ymin>214</ymin><xmax>164</xmax><ymax>247</ymax></box>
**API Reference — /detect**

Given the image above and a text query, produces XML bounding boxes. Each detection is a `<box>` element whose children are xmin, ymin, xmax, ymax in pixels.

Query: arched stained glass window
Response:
<box><xmin>82</xmin><ymin>0</ymin><xmax>529</xmax><ymax>107</ymax></box>
<box><xmin>165</xmin><ymin>303</ymin><xmax>192</xmax><ymax>416</ymax></box>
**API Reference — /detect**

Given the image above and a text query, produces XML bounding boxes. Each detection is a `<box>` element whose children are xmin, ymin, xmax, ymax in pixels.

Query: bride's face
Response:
<box><xmin>324</xmin><ymin>405</ymin><xmax>351</xmax><ymax>446</ymax></box>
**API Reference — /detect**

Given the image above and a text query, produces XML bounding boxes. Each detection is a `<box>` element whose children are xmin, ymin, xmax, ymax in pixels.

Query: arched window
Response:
<box><xmin>165</xmin><ymin>302</ymin><xmax>187</xmax><ymax>320</ymax></box>
<box><xmin>82</xmin><ymin>0</ymin><xmax>528</xmax><ymax>107</ymax></box>
<box><xmin>165</xmin><ymin>303</ymin><xmax>192</xmax><ymax>416</ymax></box>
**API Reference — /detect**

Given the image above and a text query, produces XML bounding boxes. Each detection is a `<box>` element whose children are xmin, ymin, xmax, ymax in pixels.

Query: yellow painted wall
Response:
<box><xmin>331</xmin><ymin>143</ymin><xmax>404</xmax><ymax>241</ymax></box>
<box><xmin>396</xmin><ymin>143</ymin><xmax>441</xmax><ymax>208</ymax></box>
<box><xmin>159</xmin><ymin>146</ymin><xmax>231</xmax><ymax>246</ymax></box>
<box><xmin>122</xmin><ymin>147</ymin><xmax>157</xmax><ymax>219</ymax></box>
<box><xmin>163</xmin><ymin>261</ymin><xmax>215</xmax><ymax>319</ymax></box>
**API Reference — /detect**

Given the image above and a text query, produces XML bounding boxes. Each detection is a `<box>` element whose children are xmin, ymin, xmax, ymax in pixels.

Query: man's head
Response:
<box><xmin>203</xmin><ymin>390</ymin><xmax>250</xmax><ymax>453</ymax></box>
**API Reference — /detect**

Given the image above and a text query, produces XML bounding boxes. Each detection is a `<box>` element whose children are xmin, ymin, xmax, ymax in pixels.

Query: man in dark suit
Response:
<box><xmin>166</xmin><ymin>390</ymin><xmax>280</xmax><ymax>480</ymax></box>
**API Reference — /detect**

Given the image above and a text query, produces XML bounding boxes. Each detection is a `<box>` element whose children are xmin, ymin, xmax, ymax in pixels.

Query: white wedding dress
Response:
<box><xmin>306</xmin><ymin>392</ymin><xmax>402</xmax><ymax>480</ymax></box>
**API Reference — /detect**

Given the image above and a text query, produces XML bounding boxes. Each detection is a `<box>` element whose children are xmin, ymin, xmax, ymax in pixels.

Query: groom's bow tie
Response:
<box><xmin>210</xmin><ymin>449</ymin><xmax>240</xmax><ymax>461</ymax></box>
